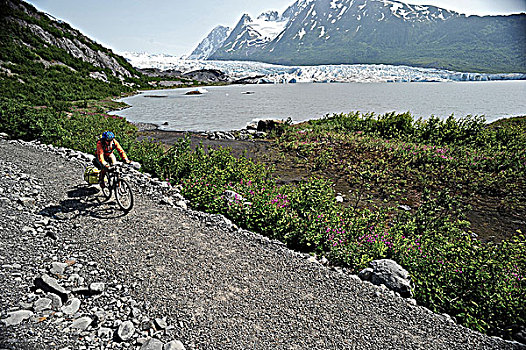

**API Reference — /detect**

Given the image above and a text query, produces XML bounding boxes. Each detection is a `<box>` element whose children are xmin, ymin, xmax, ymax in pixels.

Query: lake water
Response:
<box><xmin>111</xmin><ymin>81</ymin><xmax>526</xmax><ymax>131</ymax></box>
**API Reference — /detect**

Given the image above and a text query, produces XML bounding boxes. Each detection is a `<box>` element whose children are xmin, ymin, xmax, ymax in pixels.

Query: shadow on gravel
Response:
<box><xmin>39</xmin><ymin>184</ymin><xmax>130</xmax><ymax>220</ymax></box>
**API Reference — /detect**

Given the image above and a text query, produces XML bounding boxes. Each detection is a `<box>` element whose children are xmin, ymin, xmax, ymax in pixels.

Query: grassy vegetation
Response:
<box><xmin>277</xmin><ymin>112</ymin><xmax>526</xmax><ymax>223</ymax></box>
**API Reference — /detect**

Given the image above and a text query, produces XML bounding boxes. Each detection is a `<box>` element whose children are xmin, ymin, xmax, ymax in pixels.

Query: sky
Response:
<box><xmin>24</xmin><ymin>0</ymin><xmax>526</xmax><ymax>56</ymax></box>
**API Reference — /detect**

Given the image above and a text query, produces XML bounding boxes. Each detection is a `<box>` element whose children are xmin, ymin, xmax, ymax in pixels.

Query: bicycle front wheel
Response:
<box><xmin>115</xmin><ymin>179</ymin><xmax>134</xmax><ymax>212</ymax></box>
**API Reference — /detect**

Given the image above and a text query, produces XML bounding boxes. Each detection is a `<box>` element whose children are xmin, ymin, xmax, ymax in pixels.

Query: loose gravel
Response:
<box><xmin>0</xmin><ymin>137</ymin><xmax>522</xmax><ymax>349</ymax></box>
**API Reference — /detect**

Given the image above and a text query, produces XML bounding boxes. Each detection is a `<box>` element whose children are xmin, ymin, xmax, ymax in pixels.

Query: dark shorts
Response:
<box><xmin>92</xmin><ymin>154</ymin><xmax>117</xmax><ymax>169</ymax></box>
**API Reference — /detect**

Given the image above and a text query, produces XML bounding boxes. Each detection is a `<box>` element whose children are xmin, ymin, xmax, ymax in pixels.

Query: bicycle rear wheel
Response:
<box><xmin>100</xmin><ymin>172</ymin><xmax>112</xmax><ymax>200</ymax></box>
<box><xmin>115</xmin><ymin>179</ymin><xmax>134</xmax><ymax>212</ymax></box>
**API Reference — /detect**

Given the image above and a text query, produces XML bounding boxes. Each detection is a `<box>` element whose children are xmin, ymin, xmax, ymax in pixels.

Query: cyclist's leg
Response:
<box><xmin>92</xmin><ymin>158</ymin><xmax>106</xmax><ymax>185</ymax></box>
<box><xmin>107</xmin><ymin>153</ymin><xmax>117</xmax><ymax>166</ymax></box>
<box><xmin>99</xmin><ymin>154</ymin><xmax>116</xmax><ymax>188</ymax></box>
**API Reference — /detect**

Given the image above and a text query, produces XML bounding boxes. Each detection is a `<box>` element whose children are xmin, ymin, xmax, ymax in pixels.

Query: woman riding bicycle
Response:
<box><xmin>93</xmin><ymin>131</ymin><xmax>131</xmax><ymax>188</ymax></box>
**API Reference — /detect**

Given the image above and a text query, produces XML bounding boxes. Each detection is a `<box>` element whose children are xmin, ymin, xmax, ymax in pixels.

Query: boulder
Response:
<box><xmin>70</xmin><ymin>316</ymin><xmax>93</xmax><ymax>331</ymax></box>
<box><xmin>61</xmin><ymin>298</ymin><xmax>81</xmax><ymax>315</ymax></box>
<box><xmin>359</xmin><ymin>259</ymin><xmax>412</xmax><ymax>298</ymax></box>
<box><xmin>164</xmin><ymin>340</ymin><xmax>186</xmax><ymax>350</ymax></box>
<box><xmin>257</xmin><ymin>119</ymin><xmax>285</xmax><ymax>133</ymax></box>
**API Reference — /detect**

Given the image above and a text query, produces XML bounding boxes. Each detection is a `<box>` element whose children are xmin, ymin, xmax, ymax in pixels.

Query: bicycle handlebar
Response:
<box><xmin>107</xmin><ymin>161</ymin><xmax>141</xmax><ymax>171</ymax></box>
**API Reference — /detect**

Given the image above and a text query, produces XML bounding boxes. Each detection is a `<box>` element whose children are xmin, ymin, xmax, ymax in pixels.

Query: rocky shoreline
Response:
<box><xmin>133</xmin><ymin>120</ymin><xmax>276</xmax><ymax>141</ymax></box>
<box><xmin>0</xmin><ymin>136</ymin><xmax>523</xmax><ymax>349</ymax></box>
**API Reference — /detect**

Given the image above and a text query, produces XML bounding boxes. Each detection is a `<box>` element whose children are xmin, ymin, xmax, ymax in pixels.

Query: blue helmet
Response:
<box><xmin>101</xmin><ymin>131</ymin><xmax>115</xmax><ymax>141</ymax></box>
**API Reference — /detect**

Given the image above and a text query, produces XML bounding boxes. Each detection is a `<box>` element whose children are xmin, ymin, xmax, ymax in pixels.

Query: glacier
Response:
<box><xmin>123</xmin><ymin>52</ymin><xmax>526</xmax><ymax>84</ymax></box>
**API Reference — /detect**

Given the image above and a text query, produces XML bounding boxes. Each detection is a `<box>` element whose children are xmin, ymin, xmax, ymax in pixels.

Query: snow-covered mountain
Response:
<box><xmin>210</xmin><ymin>0</ymin><xmax>463</xmax><ymax>61</ymax></box>
<box><xmin>122</xmin><ymin>52</ymin><xmax>526</xmax><ymax>83</ymax></box>
<box><xmin>215</xmin><ymin>11</ymin><xmax>290</xmax><ymax>58</ymax></box>
<box><xmin>202</xmin><ymin>0</ymin><xmax>525</xmax><ymax>73</ymax></box>
<box><xmin>188</xmin><ymin>25</ymin><xmax>231</xmax><ymax>60</ymax></box>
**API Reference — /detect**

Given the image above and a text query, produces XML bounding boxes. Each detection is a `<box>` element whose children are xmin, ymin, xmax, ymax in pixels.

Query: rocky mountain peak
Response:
<box><xmin>257</xmin><ymin>10</ymin><xmax>281</xmax><ymax>22</ymax></box>
<box><xmin>189</xmin><ymin>25</ymin><xmax>231</xmax><ymax>60</ymax></box>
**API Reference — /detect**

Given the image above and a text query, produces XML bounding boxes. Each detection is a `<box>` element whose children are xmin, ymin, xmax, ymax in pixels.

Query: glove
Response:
<box><xmin>130</xmin><ymin>161</ymin><xmax>141</xmax><ymax>170</ymax></box>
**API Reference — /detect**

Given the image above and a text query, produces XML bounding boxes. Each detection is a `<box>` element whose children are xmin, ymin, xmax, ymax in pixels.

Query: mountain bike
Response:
<box><xmin>100</xmin><ymin>163</ymin><xmax>134</xmax><ymax>212</ymax></box>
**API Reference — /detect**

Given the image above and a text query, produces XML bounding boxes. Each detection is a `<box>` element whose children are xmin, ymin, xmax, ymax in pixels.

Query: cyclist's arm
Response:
<box><xmin>114</xmin><ymin>140</ymin><xmax>130</xmax><ymax>163</ymax></box>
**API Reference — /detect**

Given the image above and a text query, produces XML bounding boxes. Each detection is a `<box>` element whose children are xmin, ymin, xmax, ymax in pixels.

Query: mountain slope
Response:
<box><xmin>189</xmin><ymin>25</ymin><xmax>231</xmax><ymax>60</ymax></box>
<box><xmin>0</xmin><ymin>0</ymin><xmax>144</xmax><ymax>106</ymax></box>
<box><xmin>207</xmin><ymin>0</ymin><xmax>526</xmax><ymax>73</ymax></box>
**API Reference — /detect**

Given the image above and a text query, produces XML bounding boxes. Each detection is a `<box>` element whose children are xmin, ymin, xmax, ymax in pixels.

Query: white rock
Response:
<box><xmin>33</xmin><ymin>298</ymin><xmax>52</xmax><ymax>312</ymax></box>
<box><xmin>61</xmin><ymin>298</ymin><xmax>81</xmax><ymax>315</ymax></box>
<box><xmin>164</xmin><ymin>340</ymin><xmax>186</xmax><ymax>350</ymax></box>
<box><xmin>1</xmin><ymin>310</ymin><xmax>34</xmax><ymax>326</ymax></box>
<box><xmin>117</xmin><ymin>320</ymin><xmax>135</xmax><ymax>341</ymax></box>
<box><xmin>71</xmin><ymin>316</ymin><xmax>92</xmax><ymax>331</ymax></box>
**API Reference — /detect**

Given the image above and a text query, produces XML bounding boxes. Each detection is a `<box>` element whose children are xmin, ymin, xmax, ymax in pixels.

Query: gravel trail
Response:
<box><xmin>0</xmin><ymin>138</ymin><xmax>521</xmax><ymax>349</ymax></box>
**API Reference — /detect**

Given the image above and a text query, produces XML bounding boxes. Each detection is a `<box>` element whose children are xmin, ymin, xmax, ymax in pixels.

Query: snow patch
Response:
<box><xmin>297</xmin><ymin>28</ymin><xmax>306</xmax><ymax>40</ymax></box>
<box><xmin>338</xmin><ymin>6</ymin><xmax>348</xmax><ymax>18</ymax></box>
<box><xmin>358</xmin><ymin>1</ymin><xmax>367</xmax><ymax>10</ymax></box>
<box><xmin>249</xmin><ymin>16</ymin><xmax>288</xmax><ymax>41</ymax></box>
<box><xmin>319</xmin><ymin>26</ymin><xmax>326</xmax><ymax>37</ymax></box>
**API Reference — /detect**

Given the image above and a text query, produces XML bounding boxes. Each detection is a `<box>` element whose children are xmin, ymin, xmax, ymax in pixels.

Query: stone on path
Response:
<box><xmin>46</xmin><ymin>293</ymin><xmax>63</xmax><ymax>309</ymax></box>
<box><xmin>71</xmin><ymin>316</ymin><xmax>92</xmax><ymax>331</ymax></box>
<box><xmin>97</xmin><ymin>327</ymin><xmax>113</xmax><ymax>339</ymax></box>
<box><xmin>18</xmin><ymin>197</ymin><xmax>35</xmax><ymax>207</ymax></box>
<box><xmin>50</xmin><ymin>262</ymin><xmax>68</xmax><ymax>275</ymax></box>
<box><xmin>61</xmin><ymin>298</ymin><xmax>81</xmax><ymax>315</ymax></box>
<box><xmin>176</xmin><ymin>200</ymin><xmax>187</xmax><ymax>210</ymax></box>
<box><xmin>34</xmin><ymin>274</ymin><xmax>68</xmax><ymax>302</ymax></box>
<box><xmin>33</xmin><ymin>297</ymin><xmax>52</xmax><ymax>312</ymax></box>
<box><xmin>154</xmin><ymin>317</ymin><xmax>167</xmax><ymax>330</ymax></box>
<box><xmin>140</xmin><ymin>338</ymin><xmax>164</xmax><ymax>350</ymax></box>
<box><xmin>1</xmin><ymin>310</ymin><xmax>34</xmax><ymax>326</ymax></box>
<box><xmin>116</xmin><ymin>320</ymin><xmax>135</xmax><ymax>341</ymax></box>
<box><xmin>164</xmin><ymin>340</ymin><xmax>186</xmax><ymax>350</ymax></box>
<box><xmin>89</xmin><ymin>282</ymin><xmax>105</xmax><ymax>294</ymax></box>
